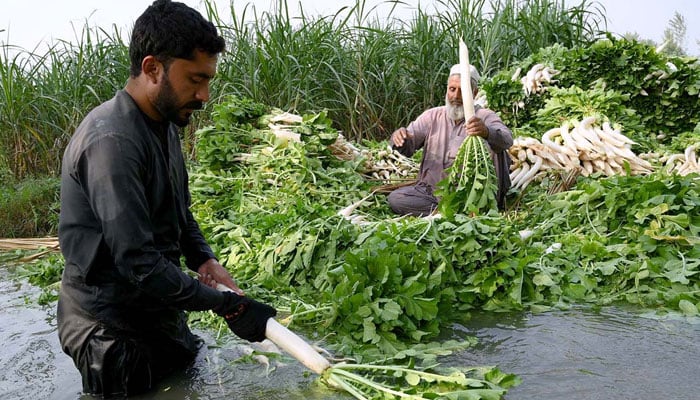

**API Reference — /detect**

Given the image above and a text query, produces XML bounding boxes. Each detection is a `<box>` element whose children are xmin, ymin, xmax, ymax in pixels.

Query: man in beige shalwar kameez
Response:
<box><xmin>388</xmin><ymin>64</ymin><xmax>513</xmax><ymax>216</ymax></box>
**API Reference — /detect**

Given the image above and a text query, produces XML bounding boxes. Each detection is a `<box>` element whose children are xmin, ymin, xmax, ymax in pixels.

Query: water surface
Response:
<box><xmin>1</xmin><ymin>263</ymin><xmax>698</xmax><ymax>399</ymax></box>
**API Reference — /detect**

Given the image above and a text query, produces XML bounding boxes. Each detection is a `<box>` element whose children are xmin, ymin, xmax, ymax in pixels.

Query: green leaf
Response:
<box><xmin>379</xmin><ymin>299</ymin><xmax>402</xmax><ymax>321</ymax></box>
<box><xmin>362</xmin><ymin>317</ymin><xmax>379</xmax><ymax>343</ymax></box>
<box><xmin>678</xmin><ymin>300</ymin><xmax>698</xmax><ymax>316</ymax></box>
<box><xmin>533</xmin><ymin>273</ymin><xmax>555</xmax><ymax>286</ymax></box>
<box><xmin>405</xmin><ymin>372</ymin><xmax>421</xmax><ymax>386</ymax></box>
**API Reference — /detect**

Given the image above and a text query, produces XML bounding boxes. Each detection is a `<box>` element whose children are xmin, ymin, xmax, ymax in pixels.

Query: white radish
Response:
<box><xmin>509</xmin><ymin>166</ymin><xmax>523</xmax><ymax>181</ymax></box>
<box><xmin>217</xmin><ymin>284</ymin><xmax>331</xmax><ymax>375</ymax></box>
<box><xmin>592</xmin><ymin>159</ymin><xmax>606</xmax><ymax>172</ymax></box>
<box><xmin>578</xmin><ymin>116</ymin><xmax>597</xmax><ymax>130</ymax></box>
<box><xmin>559</xmin><ymin>122</ymin><xmax>579</xmax><ymax>155</ymax></box>
<box><xmin>338</xmin><ymin>191</ymin><xmax>375</xmax><ymax>219</ymax></box>
<box><xmin>518</xmin><ymin>156</ymin><xmax>543</xmax><ymax>189</ymax></box>
<box><xmin>458</xmin><ymin>38</ymin><xmax>475</xmax><ymax>120</ymax></box>
<box><xmin>264</xmin><ymin>318</ymin><xmax>331</xmax><ymax>374</ymax></box>
<box><xmin>604</xmin><ymin>124</ymin><xmax>636</xmax><ymax>146</ymax></box>
<box><xmin>511</xmin><ymin>67</ymin><xmax>522</xmax><ymax>81</ymax></box>
<box><xmin>569</xmin><ymin>127</ymin><xmax>594</xmax><ymax>151</ymax></box>
<box><xmin>511</xmin><ymin>163</ymin><xmax>530</xmax><ymax>188</ymax></box>
<box><xmin>599</xmin><ymin>122</ymin><xmax>628</xmax><ymax>148</ymax></box>
<box><xmin>517</xmin><ymin>149</ymin><xmax>527</xmax><ymax>162</ymax></box>
<box><xmin>581</xmin><ymin>160</ymin><xmax>594</xmax><ymax>176</ymax></box>
<box><xmin>542</xmin><ymin>127</ymin><xmax>577</xmax><ymax>158</ymax></box>
<box><xmin>684</xmin><ymin>144</ymin><xmax>699</xmax><ymax>169</ymax></box>
<box><xmin>577</xmin><ymin>124</ymin><xmax>604</xmax><ymax>148</ymax></box>
<box><xmin>602</xmin><ymin>162</ymin><xmax>615</xmax><ymax>176</ymax></box>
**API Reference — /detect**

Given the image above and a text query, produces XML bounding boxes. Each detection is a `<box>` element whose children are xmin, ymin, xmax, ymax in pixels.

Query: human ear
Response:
<box><xmin>141</xmin><ymin>55</ymin><xmax>162</xmax><ymax>84</ymax></box>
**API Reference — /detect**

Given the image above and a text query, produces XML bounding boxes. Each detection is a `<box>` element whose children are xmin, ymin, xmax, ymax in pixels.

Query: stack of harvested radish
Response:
<box><xmin>509</xmin><ymin>116</ymin><xmax>654</xmax><ymax>189</ymax></box>
<box><xmin>640</xmin><ymin>144</ymin><xmax>700</xmax><ymax>176</ymax></box>
<box><xmin>329</xmin><ymin>135</ymin><xmax>419</xmax><ymax>183</ymax></box>
<box><xmin>513</xmin><ymin>63</ymin><xmax>561</xmax><ymax>96</ymax></box>
<box><xmin>361</xmin><ymin>145</ymin><xmax>418</xmax><ymax>183</ymax></box>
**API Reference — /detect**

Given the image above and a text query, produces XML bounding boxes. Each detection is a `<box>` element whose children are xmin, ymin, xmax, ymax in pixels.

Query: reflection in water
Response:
<box><xmin>2</xmin><ymin>262</ymin><xmax>699</xmax><ymax>400</ymax></box>
<box><xmin>449</xmin><ymin>308</ymin><xmax>700</xmax><ymax>400</ymax></box>
<box><xmin>0</xmin><ymin>264</ymin><xmax>346</xmax><ymax>400</ymax></box>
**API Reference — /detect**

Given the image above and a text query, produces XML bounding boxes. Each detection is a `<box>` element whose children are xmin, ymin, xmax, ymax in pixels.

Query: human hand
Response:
<box><xmin>216</xmin><ymin>291</ymin><xmax>277</xmax><ymax>342</ymax></box>
<box><xmin>465</xmin><ymin>116</ymin><xmax>488</xmax><ymax>139</ymax></box>
<box><xmin>198</xmin><ymin>258</ymin><xmax>244</xmax><ymax>295</ymax></box>
<box><xmin>391</xmin><ymin>127</ymin><xmax>412</xmax><ymax>147</ymax></box>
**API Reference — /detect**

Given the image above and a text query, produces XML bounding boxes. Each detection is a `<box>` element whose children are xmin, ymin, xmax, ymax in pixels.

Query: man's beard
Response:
<box><xmin>154</xmin><ymin>74</ymin><xmax>203</xmax><ymax>127</ymax></box>
<box><xmin>445</xmin><ymin>94</ymin><xmax>464</xmax><ymax>121</ymax></box>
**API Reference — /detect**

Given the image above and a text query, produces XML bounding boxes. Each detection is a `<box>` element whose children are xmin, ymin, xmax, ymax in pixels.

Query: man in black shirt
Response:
<box><xmin>57</xmin><ymin>1</ymin><xmax>276</xmax><ymax>396</ymax></box>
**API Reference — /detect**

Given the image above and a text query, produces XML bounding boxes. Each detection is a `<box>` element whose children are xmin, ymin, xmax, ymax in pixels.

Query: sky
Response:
<box><xmin>2</xmin><ymin>0</ymin><xmax>700</xmax><ymax>56</ymax></box>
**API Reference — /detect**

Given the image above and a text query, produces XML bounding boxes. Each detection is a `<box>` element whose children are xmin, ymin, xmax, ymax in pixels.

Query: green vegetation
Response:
<box><xmin>2</xmin><ymin>2</ymin><xmax>699</xmax><ymax>398</ymax></box>
<box><xmin>483</xmin><ymin>37</ymin><xmax>700</xmax><ymax>151</ymax></box>
<box><xmin>0</xmin><ymin>177</ymin><xmax>59</xmax><ymax>238</ymax></box>
<box><xmin>180</xmin><ymin>97</ymin><xmax>699</xmax><ymax>360</ymax></box>
<box><xmin>0</xmin><ymin>25</ymin><xmax>129</xmax><ymax>180</ymax></box>
<box><xmin>1</xmin><ymin>0</ymin><xmax>605</xmax><ymax>181</ymax></box>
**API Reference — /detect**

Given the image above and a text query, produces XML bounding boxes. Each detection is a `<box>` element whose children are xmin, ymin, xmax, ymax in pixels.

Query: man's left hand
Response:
<box><xmin>198</xmin><ymin>258</ymin><xmax>244</xmax><ymax>295</ymax></box>
<box><xmin>465</xmin><ymin>116</ymin><xmax>488</xmax><ymax>139</ymax></box>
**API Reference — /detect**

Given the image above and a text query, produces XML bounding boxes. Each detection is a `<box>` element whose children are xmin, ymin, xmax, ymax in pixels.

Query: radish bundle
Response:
<box><xmin>267</xmin><ymin>317</ymin><xmax>517</xmax><ymax>399</ymax></box>
<box><xmin>509</xmin><ymin>116</ymin><xmax>655</xmax><ymax>190</ymax></box>
<box><xmin>329</xmin><ymin>135</ymin><xmax>419</xmax><ymax>184</ymax></box>
<box><xmin>513</xmin><ymin>63</ymin><xmax>561</xmax><ymax>96</ymax></box>
<box><xmin>436</xmin><ymin>135</ymin><xmax>498</xmax><ymax>217</ymax></box>
<box><xmin>641</xmin><ymin>144</ymin><xmax>700</xmax><ymax>176</ymax></box>
<box><xmin>322</xmin><ymin>362</ymin><xmax>516</xmax><ymax>400</ymax></box>
<box><xmin>217</xmin><ymin>284</ymin><xmax>517</xmax><ymax>399</ymax></box>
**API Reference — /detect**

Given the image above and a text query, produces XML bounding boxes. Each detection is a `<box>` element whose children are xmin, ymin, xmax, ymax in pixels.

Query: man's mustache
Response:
<box><xmin>184</xmin><ymin>101</ymin><xmax>204</xmax><ymax>110</ymax></box>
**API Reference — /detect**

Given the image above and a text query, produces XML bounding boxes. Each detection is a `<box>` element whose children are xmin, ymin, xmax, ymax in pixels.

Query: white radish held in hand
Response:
<box><xmin>459</xmin><ymin>38</ymin><xmax>475</xmax><ymax>121</ymax></box>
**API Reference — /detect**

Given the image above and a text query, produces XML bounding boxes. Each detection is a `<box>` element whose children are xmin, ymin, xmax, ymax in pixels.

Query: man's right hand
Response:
<box><xmin>391</xmin><ymin>127</ymin><xmax>412</xmax><ymax>147</ymax></box>
<box><xmin>215</xmin><ymin>291</ymin><xmax>277</xmax><ymax>342</ymax></box>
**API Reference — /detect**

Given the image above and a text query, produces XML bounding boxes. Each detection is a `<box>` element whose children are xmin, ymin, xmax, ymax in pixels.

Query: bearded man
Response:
<box><xmin>57</xmin><ymin>1</ymin><xmax>276</xmax><ymax>397</ymax></box>
<box><xmin>387</xmin><ymin>64</ymin><xmax>514</xmax><ymax>216</ymax></box>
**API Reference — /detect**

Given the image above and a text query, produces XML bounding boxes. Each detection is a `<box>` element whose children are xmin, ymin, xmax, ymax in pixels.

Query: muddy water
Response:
<box><xmin>0</xmin><ymin>263</ymin><xmax>342</xmax><ymax>400</ymax></box>
<box><xmin>450</xmin><ymin>308</ymin><xmax>700</xmax><ymax>399</ymax></box>
<box><xmin>2</xmin><ymin>262</ymin><xmax>699</xmax><ymax>399</ymax></box>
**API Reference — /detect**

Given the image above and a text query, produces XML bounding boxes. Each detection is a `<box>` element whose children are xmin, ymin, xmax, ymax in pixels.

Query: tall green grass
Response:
<box><xmin>1</xmin><ymin>0</ymin><xmax>606</xmax><ymax>181</ymax></box>
<box><xmin>0</xmin><ymin>177</ymin><xmax>59</xmax><ymax>237</ymax></box>
<box><xmin>0</xmin><ymin>24</ymin><xmax>129</xmax><ymax>180</ymax></box>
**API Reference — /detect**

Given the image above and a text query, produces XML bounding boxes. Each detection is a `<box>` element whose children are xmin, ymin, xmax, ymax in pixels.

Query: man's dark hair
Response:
<box><xmin>129</xmin><ymin>0</ymin><xmax>225</xmax><ymax>77</ymax></box>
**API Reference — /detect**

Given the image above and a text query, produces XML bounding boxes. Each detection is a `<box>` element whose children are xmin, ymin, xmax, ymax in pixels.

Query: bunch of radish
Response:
<box><xmin>217</xmin><ymin>284</ymin><xmax>514</xmax><ymax>399</ymax></box>
<box><xmin>509</xmin><ymin>116</ymin><xmax>654</xmax><ymax>189</ymax></box>
<box><xmin>328</xmin><ymin>133</ymin><xmax>366</xmax><ymax>161</ymax></box>
<box><xmin>641</xmin><ymin>144</ymin><xmax>700</xmax><ymax>176</ymax></box>
<box><xmin>438</xmin><ymin>135</ymin><xmax>499</xmax><ymax>215</ymax></box>
<box><xmin>362</xmin><ymin>145</ymin><xmax>419</xmax><ymax>183</ymax></box>
<box><xmin>512</xmin><ymin>63</ymin><xmax>561</xmax><ymax>96</ymax></box>
<box><xmin>329</xmin><ymin>135</ymin><xmax>419</xmax><ymax>184</ymax></box>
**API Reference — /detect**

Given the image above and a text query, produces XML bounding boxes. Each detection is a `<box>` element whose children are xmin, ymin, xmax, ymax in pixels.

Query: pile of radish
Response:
<box><xmin>329</xmin><ymin>135</ymin><xmax>419</xmax><ymax>184</ymax></box>
<box><xmin>513</xmin><ymin>63</ymin><xmax>561</xmax><ymax>96</ymax></box>
<box><xmin>640</xmin><ymin>144</ymin><xmax>700</xmax><ymax>176</ymax></box>
<box><xmin>509</xmin><ymin>116</ymin><xmax>654</xmax><ymax>189</ymax></box>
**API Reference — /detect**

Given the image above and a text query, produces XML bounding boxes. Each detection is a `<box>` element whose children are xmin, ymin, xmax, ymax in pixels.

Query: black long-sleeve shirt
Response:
<box><xmin>58</xmin><ymin>90</ymin><xmax>223</xmax><ymax>342</ymax></box>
